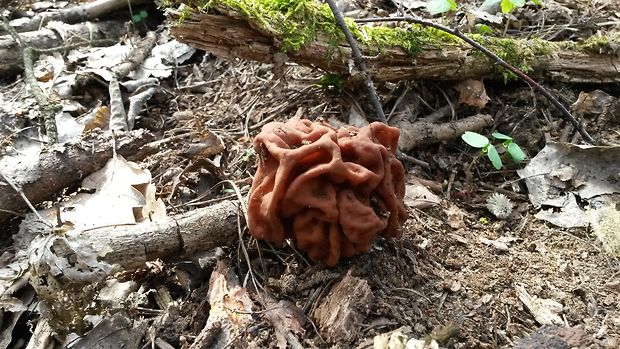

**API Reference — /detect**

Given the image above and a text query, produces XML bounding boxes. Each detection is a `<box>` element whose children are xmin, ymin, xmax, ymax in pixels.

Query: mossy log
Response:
<box><xmin>170</xmin><ymin>0</ymin><xmax>620</xmax><ymax>84</ymax></box>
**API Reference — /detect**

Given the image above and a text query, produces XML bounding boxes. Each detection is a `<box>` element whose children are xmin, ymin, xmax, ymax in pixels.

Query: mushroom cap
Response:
<box><xmin>247</xmin><ymin>119</ymin><xmax>407</xmax><ymax>266</ymax></box>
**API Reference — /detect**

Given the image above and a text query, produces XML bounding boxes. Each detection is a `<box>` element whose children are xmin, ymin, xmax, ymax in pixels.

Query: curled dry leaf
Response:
<box><xmin>404</xmin><ymin>181</ymin><xmax>441</xmax><ymax>209</ymax></box>
<box><xmin>455</xmin><ymin>79</ymin><xmax>490</xmax><ymax>109</ymax></box>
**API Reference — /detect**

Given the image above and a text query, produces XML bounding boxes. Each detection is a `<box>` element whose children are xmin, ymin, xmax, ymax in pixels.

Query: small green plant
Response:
<box><xmin>482</xmin><ymin>0</ymin><xmax>542</xmax><ymax>14</ymax></box>
<box><xmin>428</xmin><ymin>0</ymin><xmax>542</xmax><ymax>15</ymax></box>
<box><xmin>427</xmin><ymin>0</ymin><xmax>457</xmax><ymax>15</ymax></box>
<box><xmin>242</xmin><ymin>148</ymin><xmax>256</xmax><ymax>163</ymax></box>
<box><xmin>131</xmin><ymin>10</ymin><xmax>149</xmax><ymax>23</ymax></box>
<box><xmin>316</xmin><ymin>73</ymin><xmax>344</xmax><ymax>90</ymax></box>
<box><xmin>461</xmin><ymin>131</ymin><xmax>526</xmax><ymax>170</ymax></box>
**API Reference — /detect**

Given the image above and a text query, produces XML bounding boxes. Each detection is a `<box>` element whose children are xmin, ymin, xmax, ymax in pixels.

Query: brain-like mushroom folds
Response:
<box><xmin>248</xmin><ymin>119</ymin><xmax>407</xmax><ymax>266</ymax></box>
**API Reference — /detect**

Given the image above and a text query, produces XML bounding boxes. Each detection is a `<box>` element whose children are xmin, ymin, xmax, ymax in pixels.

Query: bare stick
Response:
<box><xmin>29</xmin><ymin>201</ymin><xmax>240</xmax><ymax>283</ymax></box>
<box><xmin>1</xmin><ymin>16</ymin><xmax>60</xmax><ymax>143</ymax></box>
<box><xmin>324</xmin><ymin>0</ymin><xmax>386</xmax><ymax>123</ymax></box>
<box><xmin>324</xmin><ymin>0</ymin><xmax>430</xmax><ymax>167</ymax></box>
<box><xmin>355</xmin><ymin>16</ymin><xmax>596</xmax><ymax>145</ymax></box>
<box><xmin>0</xmin><ymin>172</ymin><xmax>51</xmax><ymax>227</ymax></box>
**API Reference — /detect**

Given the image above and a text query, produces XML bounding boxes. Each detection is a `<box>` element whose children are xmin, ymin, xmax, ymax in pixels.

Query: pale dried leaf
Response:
<box><xmin>515</xmin><ymin>284</ymin><xmax>563</xmax><ymax>325</ymax></box>
<box><xmin>479</xmin><ymin>236</ymin><xmax>509</xmax><ymax>251</ymax></box>
<box><xmin>445</xmin><ymin>204</ymin><xmax>466</xmax><ymax>229</ymax></box>
<box><xmin>109</xmin><ymin>78</ymin><xmax>128</xmax><ymax>131</ymax></box>
<box><xmin>404</xmin><ymin>182</ymin><xmax>440</xmax><ymax>209</ymax></box>
<box><xmin>455</xmin><ymin>79</ymin><xmax>490</xmax><ymax>109</ymax></box>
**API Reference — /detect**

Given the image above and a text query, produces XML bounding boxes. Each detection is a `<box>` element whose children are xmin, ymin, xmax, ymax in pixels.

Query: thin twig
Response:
<box><xmin>1</xmin><ymin>17</ymin><xmax>113</xmax><ymax>144</ymax></box>
<box><xmin>324</xmin><ymin>0</ymin><xmax>386</xmax><ymax>123</ymax></box>
<box><xmin>1</xmin><ymin>16</ymin><xmax>60</xmax><ymax>143</ymax></box>
<box><xmin>0</xmin><ymin>172</ymin><xmax>52</xmax><ymax>227</ymax></box>
<box><xmin>355</xmin><ymin>16</ymin><xmax>596</xmax><ymax>145</ymax></box>
<box><xmin>324</xmin><ymin>1</ymin><xmax>430</xmax><ymax>168</ymax></box>
<box><xmin>221</xmin><ymin>180</ymin><xmax>263</xmax><ymax>292</ymax></box>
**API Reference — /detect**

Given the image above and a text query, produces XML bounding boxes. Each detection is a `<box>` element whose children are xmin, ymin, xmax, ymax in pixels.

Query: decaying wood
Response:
<box><xmin>4</xmin><ymin>0</ymin><xmax>149</xmax><ymax>34</ymax></box>
<box><xmin>0</xmin><ymin>20</ymin><xmax>126</xmax><ymax>76</ymax></box>
<box><xmin>84</xmin><ymin>201</ymin><xmax>239</xmax><ymax>272</ymax></box>
<box><xmin>188</xmin><ymin>259</ymin><xmax>252</xmax><ymax>349</ymax></box>
<box><xmin>397</xmin><ymin>114</ymin><xmax>494</xmax><ymax>151</ymax></box>
<box><xmin>313</xmin><ymin>270</ymin><xmax>374</xmax><ymax>343</ymax></box>
<box><xmin>30</xmin><ymin>200</ymin><xmax>239</xmax><ymax>283</ymax></box>
<box><xmin>0</xmin><ymin>129</ymin><xmax>154</xmax><ymax>223</ymax></box>
<box><xmin>172</xmin><ymin>12</ymin><xmax>620</xmax><ymax>84</ymax></box>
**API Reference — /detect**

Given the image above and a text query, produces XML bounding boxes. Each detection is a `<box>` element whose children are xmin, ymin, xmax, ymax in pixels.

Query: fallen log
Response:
<box><xmin>397</xmin><ymin>114</ymin><xmax>494</xmax><ymax>151</ymax></box>
<box><xmin>169</xmin><ymin>1</ymin><xmax>620</xmax><ymax>84</ymax></box>
<box><xmin>27</xmin><ymin>200</ymin><xmax>240</xmax><ymax>282</ymax></box>
<box><xmin>4</xmin><ymin>0</ymin><xmax>149</xmax><ymax>34</ymax></box>
<box><xmin>0</xmin><ymin>129</ymin><xmax>154</xmax><ymax>224</ymax></box>
<box><xmin>23</xmin><ymin>200</ymin><xmax>239</xmax><ymax>334</ymax></box>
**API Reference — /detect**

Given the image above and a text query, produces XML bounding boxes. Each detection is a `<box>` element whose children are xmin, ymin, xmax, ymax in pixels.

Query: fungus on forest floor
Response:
<box><xmin>247</xmin><ymin>118</ymin><xmax>407</xmax><ymax>266</ymax></box>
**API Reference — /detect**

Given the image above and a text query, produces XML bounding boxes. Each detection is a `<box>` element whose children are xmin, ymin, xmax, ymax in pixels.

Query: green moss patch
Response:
<box><xmin>172</xmin><ymin>0</ymin><xmax>610</xmax><ymax>78</ymax></box>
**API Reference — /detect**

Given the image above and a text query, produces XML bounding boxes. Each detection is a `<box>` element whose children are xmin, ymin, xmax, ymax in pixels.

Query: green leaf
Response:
<box><xmin>501</xmin><ymin>0</ymin><xmax>526</xmax><ymax>13</ymax></box>
<box><xmin>139</xmin><ymin>10</ymin><xmax>149</xmax><ymax>19</ymax></box>
<box><xmin>131</xmin><ymin>13</ymin><xmax>143</xmax><ymax>23</ymax></box>
<box><xmin>427</xmin><ymin>0</ymin><xmax>457</xmax><ymax>15</ymax></box>
<box><xmin>500</xmin><ymin>0</ymin><xmax>515</xmax><ymax>13</ymax></box>
<box><xmin>507</xmin><ymin>142</ymin><xmax>526</xmax><ymax>162</ymax></box>
<box><xmin>492</xmin><ymin>132</ymin><xmax>512</xmax><ymax>141</ymax></box>
<box><xmin>317</xmin><ymin>73</ymin><xmax>344</xmax><ymax>89</ymax></box>
<box><xmin>462</xmin><ymin>131</ymin><xmax>490</xmax><ymax>148</ymax></box>
<box><xmin>530</xmin><ymin>0</ymin><xmax>542</xmax><ymax>5</ymax></box>
<box><xmin>487</xmin><ymin>144</ymin><xmax>503</xmax><ymax>169</ymax></box>
<box><xmin>475</xmin><ymin>24</ymin><xmax>494</xmax><ymax>35</ymax></box>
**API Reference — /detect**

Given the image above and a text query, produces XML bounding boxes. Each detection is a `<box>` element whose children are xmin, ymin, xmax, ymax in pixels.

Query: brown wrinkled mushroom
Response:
<box><xmin>247</xmin><ymin>119</ymin><xmax>407</xmax><ymax>266</ymax></box>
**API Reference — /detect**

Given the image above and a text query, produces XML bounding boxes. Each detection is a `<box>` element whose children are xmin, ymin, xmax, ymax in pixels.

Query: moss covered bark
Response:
<box><xmin>168</xmin><ymin>0</ymin><xmax>620</xmax><ymax>83</ymax></box>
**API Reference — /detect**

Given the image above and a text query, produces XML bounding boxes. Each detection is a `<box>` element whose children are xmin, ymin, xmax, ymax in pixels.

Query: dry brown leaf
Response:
<box><xmin>455</xmin><ymin>79</ymin><xmax>490</xmax><ymax>109</ymax></box>
<box><xmin>444</xmin><ymin>204</ymin><xmax>466</xmax><ymax>229</ymax></box>
<box><xmin>404</xmin><ymin>181</ymin><xmax>441</xmax><ymax>209</ymax></box>
<box><xmin>82</xmin><ymin>106</ymin><xmax>111</xmax><ymax>133</ymax></box>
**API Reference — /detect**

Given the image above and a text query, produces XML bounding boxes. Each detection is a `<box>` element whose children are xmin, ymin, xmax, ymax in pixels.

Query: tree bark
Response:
<box><xmin>171</xmin><ymin>12</ymin><xmax>620</xmax><ymax>84</ymax></box>
<box><xmin>0</xmin><ymin>129</ymin><xmax>154</xmax><ymax>224</ymax></box>
<box><xmin>397</xmin><ymin>114</ymin><xmax>494</xmax><ymax>151</ymax></box>
<box><xmin>29</xmin><ymin>200</ymin><xmax>240</xmax><ymax>284</ymax></box>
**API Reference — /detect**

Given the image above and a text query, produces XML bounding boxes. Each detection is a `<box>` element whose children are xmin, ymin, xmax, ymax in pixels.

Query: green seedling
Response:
<box><xmin>242</xmin><ymin>148</ymin><xmax>256</xmax><ymax>163</ymax></box>
<box><xmin>461</xmin><ymin>131</ymin><xmax>526</xmax><ymax>170</ymax></box>
<box><xmin>429</xmin><ymin>0</ymin><xmax>542</xmax><ymax>15</ymax></box>
<box><xmin>427</xmin><ymin>0</ymin><xmax>457</xmax><ymax>15</ymax></box>
<box><xmin>475</xmin><ymin>24</ymin><xmax>494</xmax><ymax>35</ymax></box>
<box><xmin>131</xmin><ymin>10</ymin><xmax>149</xmax><ymax>23</ymax></box>
<box><xmin>316</xmin><ymin>73</ymin><xmax>344</xmax><ymax>90</ymax></box>
<box><xmin>482</xmin><ymin>0</ymin><xmax>542</xmax><ymax>14</ymax></box>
